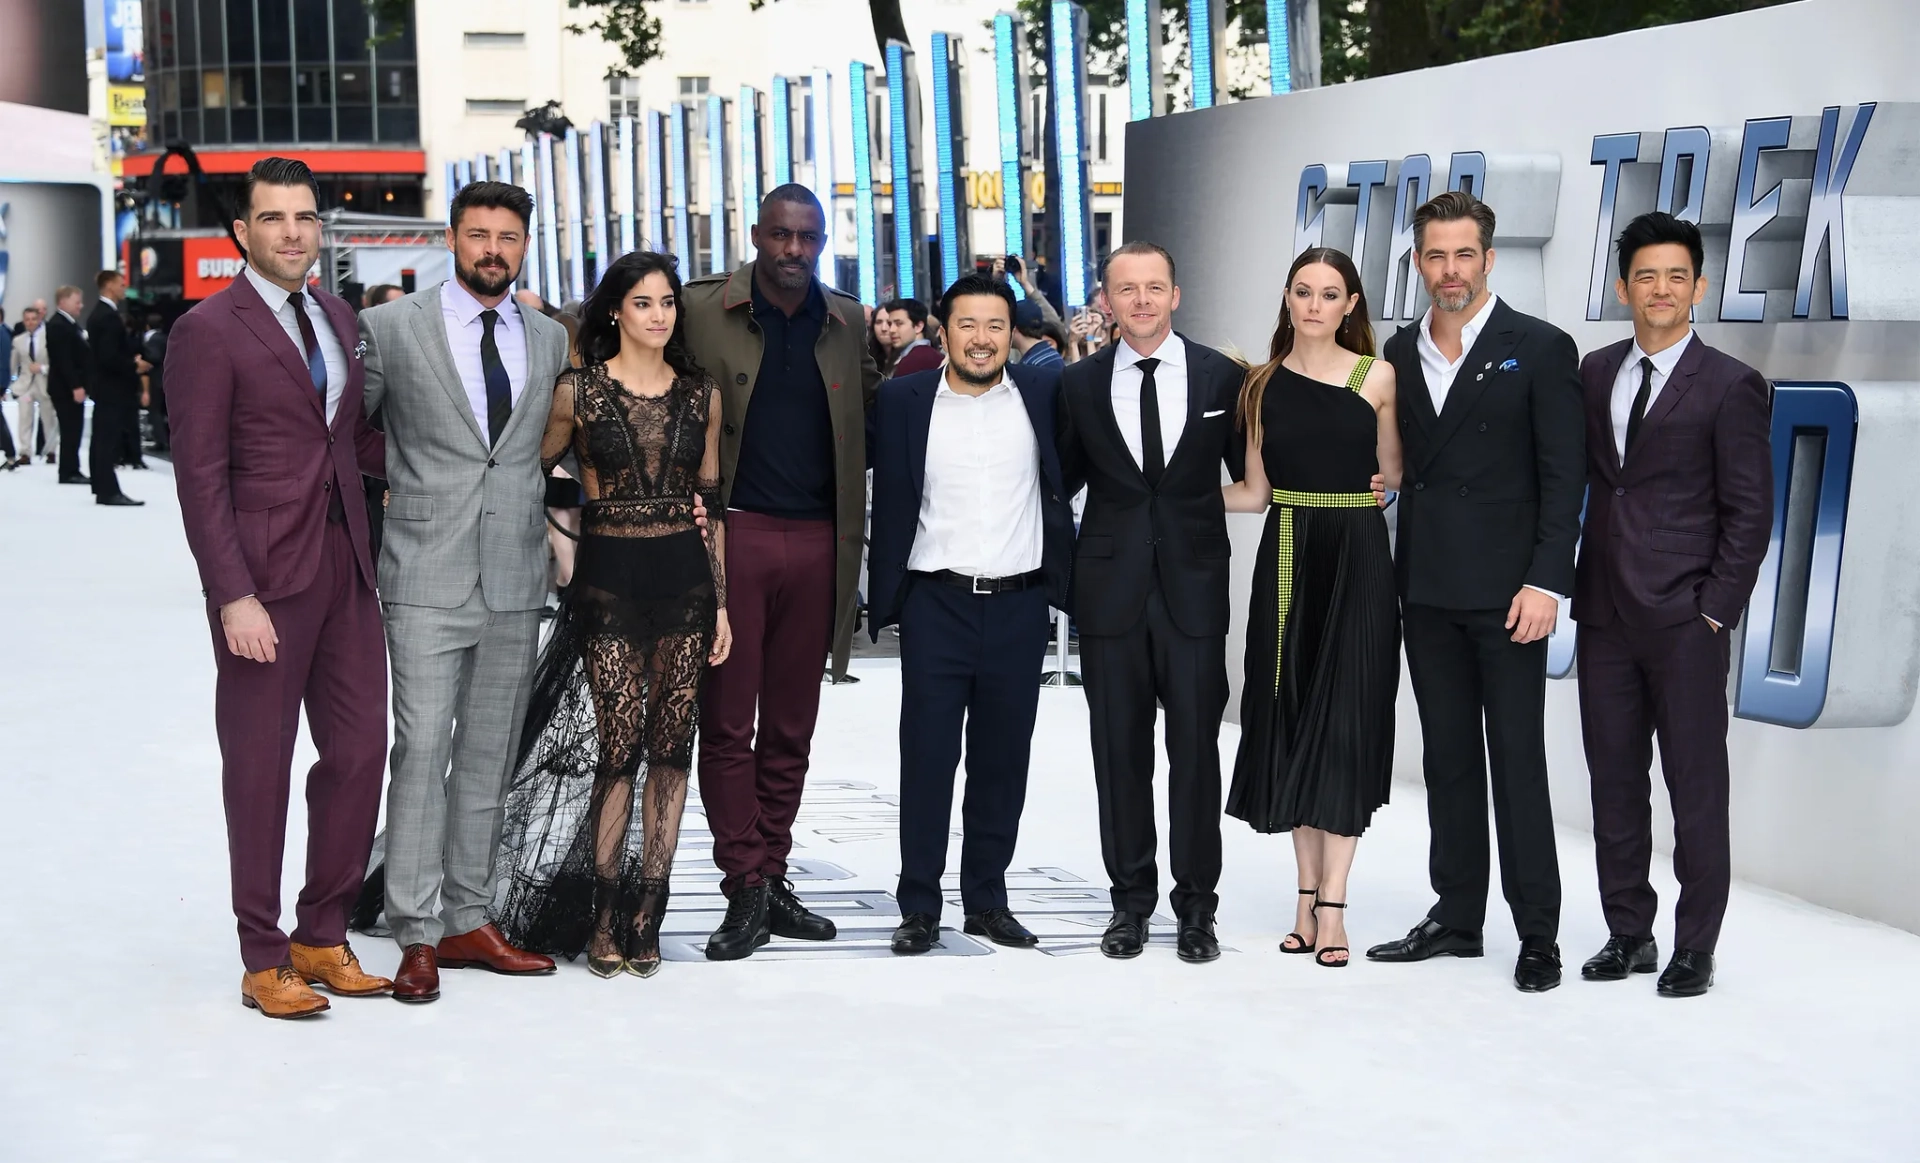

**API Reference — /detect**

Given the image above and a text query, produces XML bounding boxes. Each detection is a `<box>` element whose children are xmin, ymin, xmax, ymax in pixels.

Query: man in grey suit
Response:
<box><xmin>359</xmin><ymin>181</ymin><xmax>571</xmax><ymax>1002</ymax></box>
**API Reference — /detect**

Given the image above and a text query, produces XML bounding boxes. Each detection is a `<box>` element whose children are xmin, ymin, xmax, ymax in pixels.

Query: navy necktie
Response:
<box><xmin>286</xmin><ymin>291</ymin><xmax>328</xmax><ymax>397</ymax></box>
<box><xmin>480</xmin><ymin>308</ymin><xmax>512</xmax><ymax>447</ymax></box>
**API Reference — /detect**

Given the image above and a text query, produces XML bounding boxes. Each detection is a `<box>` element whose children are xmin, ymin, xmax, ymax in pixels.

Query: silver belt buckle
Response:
<box><xmin>972</xmin><ymin>574</ymin><xmax>993</xmax><ymax>594</ymax></box>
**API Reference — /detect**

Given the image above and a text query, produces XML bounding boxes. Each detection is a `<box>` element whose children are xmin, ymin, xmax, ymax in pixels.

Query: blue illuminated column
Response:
<box><xmin>616</xmin><ymin>116</ymin><xmax>637</xmax><ymax>256</ymax></box>
<box><xmin>1125</xmin><ymin>0</ymin><xmax>1162</xmax><ymax>120</ymax></box>
<box><xmin>455</xmin><ymin>158</ymin><xmax>473</xmax><ymax>189</ymax></box>
<box><xmin>741</xmin><ymin>86</ymin><xmax>765</xmax><ymax>258</ymax></box>
<box><xmin>707</xmin><ymin>94</ymin><xmax>731</xmax><ymax>272</ymax></box>
<box><xmin>473</xmin><ymin>152</ymin><xmax>492</xmax><ymax>180</ymax></box>
<box><xmin>992</xmin><ymin>13</ymin><xmax>1030</xmax><ymax>298</ymax></box>
<box><xmin>563</xmin><ymin>127</ymin><xmax>588</xmax><ymax>300</ymax></box>
<box><xmin>519</xmin><ymin>143</ymin><xmax>543</xmax><ymax>301</ymax></box>
<box><xmin>587</xmin><ymin>121</ymin><xmax>610</xmax><ymax>287</ymax></box>
<box><xmin>1050</xmin><ymin>1</ymin><xmax>1093</xmax><ymax>309</ymax></box>
<box><xmin>930</xmin><ymin>32</ymin><xmax>969</xmax><ymax>292</ymax></box>
<box><xmin>810</xmin><ymin>68</ymin><xmax>838</xmax><ymax>287</ymax></box>
<box><xmin>884</xmin><ymin>41</ymin><xmax>923</xmax><ymax>303</ymax></box>
<box><xmin>770</xmin><ymin>76</ymin><xmax>793</xmax><ymax>187</ymax></box>
<box><xmin>848</xmin><ymin>60</ymin><xmax>879</xmax><ymax>306</ymax></box>
<box><xmin>537</xmin><ymin>133</ymin><xmax>562</xmax><ymax>303</ymax></box>
<box><xmin>670</xmin><ymin>103</ymin><xmax>692</xmax><ymax>273</ymax></box>
<box><xmin>1187</xmin><ymin>0</ymin><xmax>1223</xmax><ymax>110</ymax></box>
<box><xmin>645</xmin><ymin>111</ymin><xmax>667</xmax><ymax>252</ymax></box>
<box><xmin>1266</xmin><ymin>0</ymin><xmax>1290</xmax><ymax>94</ymax></box>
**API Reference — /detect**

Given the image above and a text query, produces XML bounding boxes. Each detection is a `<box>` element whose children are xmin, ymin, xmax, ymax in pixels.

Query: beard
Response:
<box><xmin>459</xmin><ymin>254</ymin><xmax>517</xmax><ymax>298</ymax></box>
<box><xmin>767</xmin><ymin>257</ymin><xmax>813</xmax><ymax>291</ymax></box>
<box><xmin>951</xmin><ymin>349</ymin><xmax>1008</xmax><ymax>387</ymax></box>
<box><xmin>1429</xmin><ymin>274</ymin><xmax>1485</xmax><ymax>314</ymax></box>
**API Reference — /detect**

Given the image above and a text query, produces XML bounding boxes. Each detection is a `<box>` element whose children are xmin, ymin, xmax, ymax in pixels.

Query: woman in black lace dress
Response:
<box><xmin>492</xmin><ymin>251</ymin><xmax>731</xmax><ymax>977</ymax></box>
<box><xmin>1223</xmin><ymin>247</ymin><xmax>1402</xmax><ymax>968</ymax></box>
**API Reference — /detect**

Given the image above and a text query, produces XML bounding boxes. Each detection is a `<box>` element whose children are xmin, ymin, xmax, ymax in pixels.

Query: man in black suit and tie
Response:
<box><xmin>1058</xmin><ymin>241</ymin><xmax>1246</xmax><ymax>964</ymax></box>
<box><xmin>86</xmin><ymin>269</ymin><xmax>149</xmax><ymax>505</ymax></box>
<box><xmin>46</xmin><ymin>286</ymin><xmax>92</xmax><ymax>485</ymax></box>
<box><xmin>1366</xmin><ymin>192</ymin><xmax>1585</xmax><ymax>991</ymax></box>
<box><xmin>867</xmin><ymin>273</ymin><xmax>1075</xmax><ymax>955</ymax></box>
<box><xmin>1573</xmin><ymin>212</ymin><xmax>1772</xmax><ymax>998</ymax></box>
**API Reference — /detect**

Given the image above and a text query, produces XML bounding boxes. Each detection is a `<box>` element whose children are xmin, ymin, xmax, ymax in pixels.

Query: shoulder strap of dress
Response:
<box><xmin>1344</xmin><ymin>355</ymin><xmax>1374</xmax><ymax>393</ymax></box>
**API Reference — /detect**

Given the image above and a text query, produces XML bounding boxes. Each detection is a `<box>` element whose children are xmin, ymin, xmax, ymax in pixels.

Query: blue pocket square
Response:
<box><xmin>1498</xmin><ymin>358</ymin><xmax>1519</xmax><ymax>372</ymax></box>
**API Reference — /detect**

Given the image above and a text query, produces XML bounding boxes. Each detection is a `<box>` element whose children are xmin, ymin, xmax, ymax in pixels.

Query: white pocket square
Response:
<box><xmin>1202</xmin><ymin>409</ymin><xmax>1226</xmax><ymax>418</ymax></box>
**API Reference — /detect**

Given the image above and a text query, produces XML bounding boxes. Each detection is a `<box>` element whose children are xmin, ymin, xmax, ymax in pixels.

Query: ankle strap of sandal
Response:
<box><xmin>1315</xmin><ymin>900</ymin><xmax>1347</xmax><ymax>909</ymax></box>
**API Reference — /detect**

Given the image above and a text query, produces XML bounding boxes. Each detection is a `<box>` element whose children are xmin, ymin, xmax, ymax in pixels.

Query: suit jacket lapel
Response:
<box><xmin>488</xmin><ymin>307</ymin><xmax>553</xmax><ymax>451</ymax></box>
<box><xmin>1090</xmin><ymin>345</ymin><xmax>1144</xmax><ymax>485</ymax></box>
<box><xmin>1161</xmin><ymin>336</ymin><xmax>1213</xmax><ymax>479</ymax></box>
<box><xmin>319</xmin><ymin>293</ymin><xmax>364</xmax><ymax>431</ymax></box>
<box><xmin>1422</xmin><ymin>302</ymin><xmax>1521</xmax><ymax>471</ymax></box>
<box><xmin>1592</xmin><ymin>339</ymin><xmax>1632</xmax><ymax>479</ymax></box>
<box><xmin>1623</xmin><ymin>335</ymin><xmax>1703</xmax><ymax>478</ymax></box>
<box><xmin>1394</xmin><ymin>327</ymin><xmax>1438</xmax><ymax>433</ymax></box>
<box><xmin>410</xmin><ymin>285</ymin><xmax>489</xmax><ymax>451</ymax></box>
<box><xmin>907</xmin><ymin>373</ymin><xmax>935</xmax><ymax>503</ymax></box>
<box><xmin>1016</xmin><ymin>368</ymin><xmax>1062</xmax><ymax>497</ymax></box>
<box><xmin>229</xmin><ymin>272</ymin><xmax>325</xmax><ymax>422</ymax></box>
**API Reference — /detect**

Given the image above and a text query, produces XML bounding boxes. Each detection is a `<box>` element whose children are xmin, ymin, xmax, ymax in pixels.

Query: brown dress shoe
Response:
<box><xmin>290</xmin><ymin>941</ymin><xmax>394</xmax><ymax>997</ymax></box>
<box><xmin>436</xmin><ymin>923</ymin><xmax>556</xmax><ymax>975</ymax></box>
<box><xmin>241</xmin><ymin>966</ymin><xmax>331</xmax><ymax>1019</ymax></box>
<box><xmin>393</xmin><ymin>943</ymin><xmax>441</xmax><ymax>1003</ymax></box>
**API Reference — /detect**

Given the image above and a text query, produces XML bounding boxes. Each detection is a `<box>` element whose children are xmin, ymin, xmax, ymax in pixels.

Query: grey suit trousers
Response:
<box><xmin>383</xmin><ymin>582</ymin><xmax>541</xmax><ymax>947</ymax></box>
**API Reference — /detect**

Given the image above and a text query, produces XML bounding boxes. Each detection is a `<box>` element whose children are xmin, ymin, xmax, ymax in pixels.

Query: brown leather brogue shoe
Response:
<box><xmin>290</xmin><ymin>941</ymin><xmax>394</xmax><ymax>997</ymax></box>
<box><xmin>240</xmin><ymin>965</ymin><xmax>331</xmax><ymax>1019</ymax></box>
<box><xmin>436</xmin><ymin>923</ymin><xmax>556</xmax><ymax>975</ymax></box>
<box><xmin>393</xmin><ymin>943</ymin><xmax>441</xmax><ymax>1003</ymax></box>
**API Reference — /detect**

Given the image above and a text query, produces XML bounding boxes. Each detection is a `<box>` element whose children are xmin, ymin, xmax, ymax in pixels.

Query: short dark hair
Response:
<box><xmin>882</xmin><ymin>297</ymin><xmax>928</xmax><ymax>326</ymax></box>
<box><xmin>95</xmin><ymin>269</ymin><xmax>124</xmax><ymax>291</ymax></box>
<box><xmin>1099</xmin><ymin>240</ymin><xmax>1176</xmax><ymax>287</ymax></box>
<box><xmin>238</xmin><ymin>156</ymin><xmax>321</xmax><ymax>219</ymax></box>
<box><xmin>449</xmin><ymin>180</ymin><xmax>534</xmax><ymax>231</ymax></box>
<box><xmin>760</xmin><ymin>183</ymin><xmax>825</xmax><ymax>224</ymax></box>
<box><xmin>363</xmin><ymin>283</ymin><xmax>404</xmax><ymax>306</ymax></box>
<box><xmin>1412</xmin><ymin>190</ymin><xmax>1496</xmax><ymax>253</ymax></box>
<box><xmin>937</xmin><ymin>274</ymin><xmax>1017</xmax><ymax>325</ymax></box>
<box><xmin>1615</xmin><ymin>211</ymin><xmax>1705</xmax><ymax>283</ymax></box>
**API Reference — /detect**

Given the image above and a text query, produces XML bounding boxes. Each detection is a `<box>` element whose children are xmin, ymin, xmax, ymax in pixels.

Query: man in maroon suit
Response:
<box><xmin>1572</xmin><ymin>211</ymin><xmax>1773</xmax><ymax>999</ymax></box>
<box><xmin>170</xmin><ymin>157</ymin><xmax>394</xmax><ymax>1019</ymax></box>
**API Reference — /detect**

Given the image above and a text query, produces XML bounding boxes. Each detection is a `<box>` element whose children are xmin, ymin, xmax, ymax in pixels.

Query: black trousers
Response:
<box><xmin>89</xmin><ymin>391</ymin><xmax>133</xmax><ymax>499</ymax></box>
<box><xmin>1577</xmin><ymin>615</ymin><xmax>1732</xmax><ymax>953</ymax></box>
<box><xmin>53</xmin><ymin>392</ymin><xmax>83</xmax><ymax>477</ymax></box>
<box><xmin>895</xmin><ymin>578</ymin><xmax>1052</xmax><ymax>920</ymax></box>
<box><xmin>1402</xmin><ymin>602</ymin><xmax>1561</xmax><ymax>939</ymax></box>
<box><xmin>1082</xmin><ymin>585</ymin><xmax>1228</xmax><ymax>919</ymax></box>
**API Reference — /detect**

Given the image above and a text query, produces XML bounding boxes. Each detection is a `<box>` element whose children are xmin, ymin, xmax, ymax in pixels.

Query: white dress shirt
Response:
<box><xmin>1415</xmin><ymin>292</ymin><xmax>1500</xmax><ymax>414</ymax></box>
<box><xmin>441</xmin><ymin>277</ymin><xmax>528</xmax><ymax>436</ymax></box>
<box><xmin>1611</xmin><ymin>330</ymin><xmax>1693</xmax><ymax>462</ymax></box>
<box><xmin>1110</xmin><ymin>332</ymin><xmax>1189</xmax><ymax>472</ymax></box>
<box><xmin>908</xmin><ymin>369</ymin><xmax>1045</xmax><ymax>578</ymax></box>
<box><xmin>244</xmin><ymin>266</ymin><xmax>347</xmax><ymax>424</ymax></box>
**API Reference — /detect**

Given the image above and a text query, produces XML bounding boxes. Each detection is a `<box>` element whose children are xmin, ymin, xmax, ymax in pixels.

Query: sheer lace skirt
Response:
<box><xmin>492</xmin><ymin>529</ymin><xmax>715</xmax><ymax>958</ymax></box>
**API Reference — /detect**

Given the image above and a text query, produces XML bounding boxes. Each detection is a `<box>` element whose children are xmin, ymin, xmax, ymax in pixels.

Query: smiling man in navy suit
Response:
<box><xmin>866</xmin><ymin>273</ymin><xmax>1074</xmax><ymax>955</ymax></box>
<box><xmin>1573</xmin><ymin>212</ymin><xmax>1772</xmax><ymax>998</ymax></box>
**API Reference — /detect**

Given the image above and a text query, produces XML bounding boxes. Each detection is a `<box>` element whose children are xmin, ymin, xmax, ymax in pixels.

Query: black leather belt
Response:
<box><xmin>915</xmin><ymin>568</ymin><xmax>1045</xmax><ymax>594</ymax></box>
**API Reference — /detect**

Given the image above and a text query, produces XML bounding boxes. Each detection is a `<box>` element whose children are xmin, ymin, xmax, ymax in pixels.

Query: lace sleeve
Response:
<box><xmin>542</xmin><ymin>369</ymin><xmax>578</xmax><ymax>474</ymax></box>
<box><xmin>698</xmin><ymin>379</ymin><xmax>727</xmax><ymax>607</ymax></box>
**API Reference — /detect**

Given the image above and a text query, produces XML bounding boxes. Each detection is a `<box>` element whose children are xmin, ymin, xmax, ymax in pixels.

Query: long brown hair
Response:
<box><xmin>1238</xmin><ymin>247</ymin><xmax>1376</xmax><ymax>447</ymax></box>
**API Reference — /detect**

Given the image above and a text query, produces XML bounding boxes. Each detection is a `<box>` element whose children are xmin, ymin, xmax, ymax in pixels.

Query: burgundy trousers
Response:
<box><xmin>209</xmin><ymin>518</ymin><xmax>388</xmax><ymax>972</ymax></box>
<box><xmin>698</xmin><ymin>511</ymin><xmax>836</xmax><ymax>896</ymax></box>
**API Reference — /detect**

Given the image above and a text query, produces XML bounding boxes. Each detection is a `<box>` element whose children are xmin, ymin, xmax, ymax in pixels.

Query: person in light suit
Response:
<box><xmin>10</xmin><ymin>302</ymin><xmax>55</xmax><ymax>465</ymax></box>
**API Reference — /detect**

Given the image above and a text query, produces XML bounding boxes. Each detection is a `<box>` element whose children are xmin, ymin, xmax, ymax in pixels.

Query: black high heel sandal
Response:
<box><xmin>1313</xmin><ymin>900</ymin><xmax>1349</xmax><ymax>968</ymax></box>
<box><xmin>623</xmin><ymin>878</ymin><xmax>670</xmax><ymax>978</ymax></box>
<box><xmin>588</xmin><ymin>876</ymin><xmax>626</xmax><ymax>978</ymax></box>
<box><xmin>1281</xmin><ymin>888</ymin><xmax>1319</xmax><ymax>954</ymax></box>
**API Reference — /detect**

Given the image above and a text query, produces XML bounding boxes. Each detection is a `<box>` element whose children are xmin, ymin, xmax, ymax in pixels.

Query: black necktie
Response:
<box><xmin>1624</xmin><ymin>356</ymin><xmax>1654</xmax><ymax>461</ymax></box>
<box><xmin>1136</xmin><ymin>356</ymin><xmax>1164</xmax><ymax>485</ymax></box>
<box><xmin>28</xmin><ymin>332</ymin><xmax>37</xmax><ymax>361</ymax></box>
<box><xmin>480</xmin><ymin>308</ymin><xmax>513</xmax><ymax>447</ymax></box>
<box><xmin>285</xmin><ymin>291</ymin><xmax>327</xmax><ymax>396</ymax></box>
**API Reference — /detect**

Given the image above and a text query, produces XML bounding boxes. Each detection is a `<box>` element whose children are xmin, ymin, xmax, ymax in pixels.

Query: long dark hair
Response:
<box><xmin>1239</xmin><ymin>246</ymin><xmax>1376</xmax><ymax>447</ymax></box>
<box><xmin>576</xmin><ymin>251</ymin><xmax>703</xmax><ymax>378</ymax></box>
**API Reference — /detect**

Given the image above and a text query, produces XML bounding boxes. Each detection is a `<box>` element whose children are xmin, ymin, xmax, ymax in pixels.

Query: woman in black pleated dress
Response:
<box><xmin>1224</xmin><ymin>247</ymin><xmax>1402</xmax><ymax>967</ymax></box>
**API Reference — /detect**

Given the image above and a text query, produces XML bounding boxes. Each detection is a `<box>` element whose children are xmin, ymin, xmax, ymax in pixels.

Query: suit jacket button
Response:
<box><xmin>1458</xmin><ymin>487</ymin><xmax>1468</xmax><ymax>496</ymax></box>
<box><xmin>1615</xmin><ymin>486</ymin><xmax>1626</xmax><ymax>496</ymax></box>
<box><xmin>1413</xmin><ymin>482</ymin><xmax>1425</xmax><ymax>491</ymax></box>
<box><xmin>1477</xmin><ymin>422</ymin><xmax>1487</xmax><ymax>432</ymax></box>
<box><xmin>724</xmin><ymin>423</ymin><xmax>736</xmax><ymax>436</ymax></box>
<box><xmin>323</xmin><ymin>479</ymin><xmax>332</xmax><ymax>491</ymax></box>
<box><xmin>735</xmin><ymin>373</ymin><xmax>748</xmax><ymax>385</ymax></box>
<box><xmin>487</xmin><ymin>458</ymin><xmax>497</xmax><ymax>468</ymax></box>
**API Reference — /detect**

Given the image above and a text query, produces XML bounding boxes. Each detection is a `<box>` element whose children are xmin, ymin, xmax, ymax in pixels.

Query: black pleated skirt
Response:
<box><xmin>1226</xmin><ymin>503</ymin><xmax>1399</xmax><ymax>837</ymax></box>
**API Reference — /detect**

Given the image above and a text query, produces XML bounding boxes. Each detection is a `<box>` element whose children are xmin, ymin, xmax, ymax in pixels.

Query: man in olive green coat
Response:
<box><xmin>681</xmin><ymin>185</ymin><xmax>883</xmax><ymax>960</ymax></box>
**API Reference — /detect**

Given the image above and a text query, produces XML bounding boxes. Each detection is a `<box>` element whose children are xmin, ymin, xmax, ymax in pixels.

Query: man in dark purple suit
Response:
<box><xmin>1572</xmin><ymin>212</ymin><xmax>1773</xmax><ymax>999</ymax></box>
<box><xmin>169</xmin><ymin>158</ymin><xmax>394</xmax><ymax>1019</ymax></box>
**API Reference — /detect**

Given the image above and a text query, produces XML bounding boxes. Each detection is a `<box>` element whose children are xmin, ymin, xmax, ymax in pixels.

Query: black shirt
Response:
<box><xmin>731</xmin><ymin>279</ymin><xmax>836</xmax><ymax>521</ymax></box>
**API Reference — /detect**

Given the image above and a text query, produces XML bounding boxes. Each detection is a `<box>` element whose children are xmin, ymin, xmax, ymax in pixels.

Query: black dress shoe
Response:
<box><xmin>1177</xmin><ymin>914</ymin><xmax>1220</xmax><ymax>963</ymax></box>
<box><xmin>1657</xmin><ymin>948</ymin><xmax>1715</xmax><ymax>998</ymax></box>
<box><xmin>97</xmin><ymin>494</ymin><xmax>145</xmax><ymax>506</ymax></box>
<box><xmin>1100</xmin><ymin>911</ymin><xmax>1148</xmax><ymax>959</ymax></box>
<box><xmin>704</xmin><ymin>883</ymin><xmax>771</xmax><ymax>961</ymax></box>
<box><xmin>1514</xmin><ymin>935</ymin><xmax>1563</xmax><ymax>992</ymax></box>
<box><xmin>59</xmin><ymin>473</ymin><xmax>90</xmax><ymax>485</ymax></box>
<box><xmin>1365</xmin><ymin>918</ymin><xmax>1484</xmax><ymax>962</ymax></box>
<box><xmin>964</xmin><ymin>907</ymin><xmax>1038</xmax><ymax>948</ymax></box>
<box><xmin>891</xmin><ymin>912</ymin><xmax>938</xmax><ymax>955</ymax></box>
<box><xmin>767</xmin><ymin>880</ymin><xmax>837</xmax><ymax>941</ymax></box>
<box><xmin>1581</xmin><ymin>935</ymin><xmax>1659</xmax><ymax>981</ymax></box>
